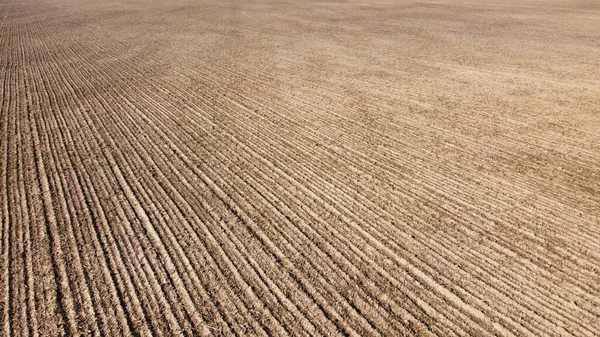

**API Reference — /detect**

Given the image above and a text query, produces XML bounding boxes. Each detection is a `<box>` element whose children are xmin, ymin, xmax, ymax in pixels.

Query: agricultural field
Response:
<box><xmin>1</xmin><ymin>0</ymin><xmax>599</xmax><ymax>335</ymax></box>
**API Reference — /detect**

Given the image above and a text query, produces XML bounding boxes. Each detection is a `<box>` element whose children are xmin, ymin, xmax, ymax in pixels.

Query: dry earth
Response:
<box><xmin>1</xmin><ymin>0</ymin><xmax>600</xmax><ymax>335</ymax></box>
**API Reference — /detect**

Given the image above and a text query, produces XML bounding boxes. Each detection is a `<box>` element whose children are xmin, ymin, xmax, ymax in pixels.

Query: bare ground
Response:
<box><xmin>1</xmin><ymin>0</ymin><xmax>599</xmax><ymax>335</ymax></box>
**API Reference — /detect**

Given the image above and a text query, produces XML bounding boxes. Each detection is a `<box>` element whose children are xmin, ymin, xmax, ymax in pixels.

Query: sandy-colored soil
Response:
<box><xmin>1</xmin><ymin>0</ymin><xmax>599</xmax><ymax>335</ymax></box>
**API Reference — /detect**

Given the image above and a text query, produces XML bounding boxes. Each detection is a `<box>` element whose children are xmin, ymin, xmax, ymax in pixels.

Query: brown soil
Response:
<box><xmin>1</xmin><ymin>0</ymin><xmax>599</xmax><ymax>335</ymax></box>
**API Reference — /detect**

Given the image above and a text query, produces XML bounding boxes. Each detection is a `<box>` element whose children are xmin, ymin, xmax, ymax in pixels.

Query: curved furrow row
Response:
<box><xmin>50</xmin><ymin>20</ymin><xmax>408</xmax><ymax>334</ymax></box>
<box><xmin>33</xmin><ymin>42</ymin><xmax>190</xmax><ymax>337</ymax></box>
<box><xmin>56</xmin><ymin>55</ymin><xmax>272</xmax><ymax>336</ymax></box>
<box><xmin>97</xmin><ymin>62</ymin><xmax>492</xmax><ymax>334</ymax></box>
<box><xmin>210</xmin><ymin>88</ymin><xmax>600</xmax><ymax>332</ymax></box>
<box><xmin>25</xmin><ymin>41</ymin><xmax>106</xmax><ymax>336</ymax></box>
<box><xmin>192</xmin><ymin>67</ymin><xmax>600</xmax><ymax>294</ymax></box>
<box><xmin>83</xmin><ymin>42</ymin><xmax>592</xmax><ymax>334</ymax></box>
<box><xmin>0</xmin><ymin>28</ymin><xmax>13</xmax><ymax>337</ymax></box>
<box><xmin>38</xmin><ymin>19</ymin><xmax>296</xmax><ymax>334</ymax></box>
<box><xmin>196</xmin><ymin>49</ymin><xmax>600</xmax><ymax>236</ymax></box>
<box><xmin>157</xmin><ymin>41</ymin><xmax>599</xmax><ymax>253</ymax></box>
<box><xmin>90</xmin><ymin>69</ymin><xmax>450</xmax><ymax>336</ymax></box>
<box><xmin>199</xmin><ymin>57</ymin><xmax>600</xmax><ymax>250</ymax></box>
<box><xmin>137</xmin><ymin>65</ymin><xmax>600</xmax><ymax>334</ymax></box>
<box><xmin>27</xmin><ymin>26</ymin><xmax>245</xmax><ymax>336</ymax></box>
<box><xmin>127</xmin><ymin>57</ymin><xmax>596</xmax><ymax>330</ymax></box>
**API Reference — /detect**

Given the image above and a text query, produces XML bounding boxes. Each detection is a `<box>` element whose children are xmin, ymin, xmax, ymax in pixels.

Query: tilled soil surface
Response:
<box><xmin>1</xmin><ymin>0</ymin><xmax>599</xmax><ymax>336</ymax></box>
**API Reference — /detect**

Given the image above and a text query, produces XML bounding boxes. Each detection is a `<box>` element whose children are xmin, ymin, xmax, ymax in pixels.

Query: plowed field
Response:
<box><xmin>1</xmin><ymin>0</ymin><xmax>599</xmax><ymax>335</ymax></box>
